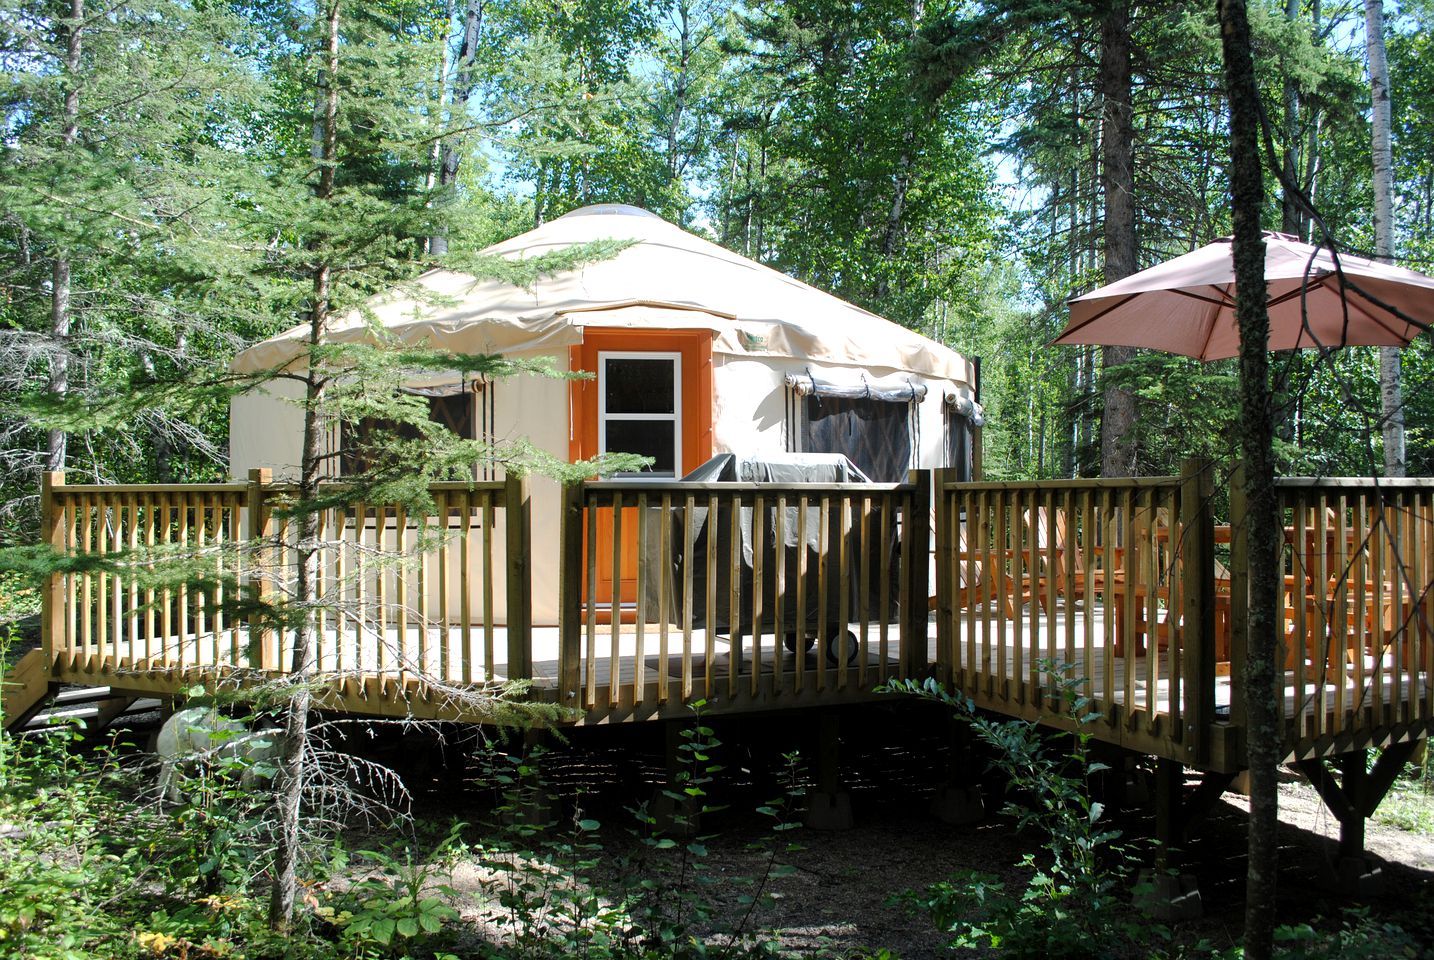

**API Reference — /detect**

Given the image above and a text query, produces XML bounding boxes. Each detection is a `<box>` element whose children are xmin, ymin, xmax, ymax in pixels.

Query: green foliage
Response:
<box><xmin>1371</xmin><ymin>755</ymin><xmax>1434</xmax><ymax>835</ymax></box>
<box><xmin>886</xmin><ymin>670</ymin><xmax>1148</xmax><ymax>958</ymax></box>
<box><xmin>0</xmin><ymin>722</ymin><xmax>155</xmax><ymax>959</ymax></box>
<box><xmin>1195</xmin><ymin>909</ymin><xmax>1422</xmax><ymax>960</ymax></box>
<box><xmin>327</xmin><ymin>825</ymin><xmax>463</xmax><ymax>956</ymax></box>
<box><xmin>452</xmin><ymin>709</ymin><xmax>801</xmax><ymax>959</ymax></box>
<box><xmin>1266</xmin><ymin>910</ymin><xmax>1422</xmax><ymax>960</ymax></box>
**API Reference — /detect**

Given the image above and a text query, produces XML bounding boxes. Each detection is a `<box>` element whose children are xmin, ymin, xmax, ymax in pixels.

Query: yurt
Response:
<box><xmin>229</xmin><ymin>204</ymin><xmax>984</xmax><ymax>624</ymax></box>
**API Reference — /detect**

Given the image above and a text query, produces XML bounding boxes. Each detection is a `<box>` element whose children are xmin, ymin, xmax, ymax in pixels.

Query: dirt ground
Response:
<box><xmin>407</xmin><ymin>709</ymin><xmax>1434</xmax><ymax>958</ymax></box>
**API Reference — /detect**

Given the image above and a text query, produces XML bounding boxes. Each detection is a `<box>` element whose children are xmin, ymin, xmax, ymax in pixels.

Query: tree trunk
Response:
<box><xmin>1219</xmin><ymin>2</ymin><xmax>1281</xmax><ymax>957</ymax></box>
<box><xmin>268</xmin><ymin>0</ymin><xmax>341</xmax><ymax>931</ymax></box>
<box><xmin>666</xmin><ymin>0</ymin><xmax>692</xmax><ymax>186</ymax></box>
<box><xmin>1279</xmin><ymin>0</ymin><xmax>1303</xmax><ymax>238</ymax></box>
<box><xmin>1098</xmin><ymin>0</ymin><xmax>1137</xmax><ymax>477</ymax></box>
<box><xmin>430</xmin><ymin>0</ymin><xmax>483</xmax><ymax>257</ymax></box>
<box><xmin>47</xmin><ymin>0</ymin><xmax>84</xmax><ymax>473</ymax></box>
<box><xmin>1366</xmin><ymin>0</ymin><xmax>1404</xmax><ymax>476</ymax></box>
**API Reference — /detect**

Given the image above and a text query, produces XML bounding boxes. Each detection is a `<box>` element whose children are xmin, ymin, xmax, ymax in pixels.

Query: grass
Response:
<box><xmin>1372</xmin><ymin>761</ymin><xmax>1434</xmax><ymax>835</ymax></box>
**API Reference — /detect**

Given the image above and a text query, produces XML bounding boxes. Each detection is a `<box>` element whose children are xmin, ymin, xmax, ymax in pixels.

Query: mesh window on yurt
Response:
<box><xmin>801</xmin><ymin>394</ymin><xmax>912</xmax><ymax>482</ymax></box>
<box><xmin>340</xmin><ymin>392</ymin><xmax>475</xmax><ymax>475</ymax></box>
<box><xmin>945</xmin><ymin>409</ymin><xmax>972</xmax><ymax>481</ymax></box>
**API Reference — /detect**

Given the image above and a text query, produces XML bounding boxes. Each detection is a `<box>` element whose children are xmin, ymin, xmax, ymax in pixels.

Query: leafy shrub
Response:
<box><xmin>886</xmin><ymin>670</ymin><xmax>1151</xmax><ymax>959</ymax></box>
<box><xmin>322</xmin><ymin>822</ymin><xmax>463</xmax><ymax>957</ymax></box>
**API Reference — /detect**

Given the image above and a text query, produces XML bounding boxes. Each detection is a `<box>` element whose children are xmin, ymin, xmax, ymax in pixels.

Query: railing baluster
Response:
<box><xmin>751</xmin><ymin>492</ymin><xmax>764</xmax><ymax>699</ymax></box>
<box><xmin>659</xmin><ymin>492</ymin><xmax>672</xmax><ymax>705</ymax></box>
<box><xmin>773</xmin><ymin>494</ymin><xmax>787</xmax><ymax>693</ymax></box>
<box><xmin>682</xmin><ymin>493</ymin><xmax>695</xmax><ymax>702</ymax></box>
<box><xmin>634</xmin><ymin>492</ymin><xmax>648</xmax><ymax>707</ymax></box>
<box><xmin>609</xmin><ymin>493</ymin><xmax>623</xmax><ymax>708</ymax></box>
<box><xmin>794</xmin><ymin>494</ymin><xmax>807</xmax><ymax>691</ymax></box>
<box><xmin>585</xmin><ymin>495</ymin><xmax>599</xmax><ymax>709</ymax></box>
<box><xmin>878</xmin><ymin>491</ymin><xmax>891</xmax><ymax>683</ymax></box>
<box><xmin>816</xmin><ymin>495</ymin><xmax>829</xmax><ymax>693</ymax></box>
<box><xmin>482</xmin><ymin>493</ymin><xmax>495</xmax><ymax>683</ymax></box>
<box><xmin>707</xmin><ymin>493</ymin><xmax>719</xmax><ymax>698</ymax></box>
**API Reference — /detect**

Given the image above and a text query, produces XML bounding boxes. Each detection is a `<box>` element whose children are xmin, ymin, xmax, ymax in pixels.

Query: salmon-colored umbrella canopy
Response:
<box><xmin>1055</xmin><ymin>232</ymin><xmax>1434</xmax><ymax>360</ymax></box>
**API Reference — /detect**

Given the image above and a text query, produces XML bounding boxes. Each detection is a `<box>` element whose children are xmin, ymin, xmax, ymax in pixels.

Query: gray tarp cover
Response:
<box><xmin>640</xmin><ymin>453</ymin><xmax>900</xmax><ymax>635</ymax></box>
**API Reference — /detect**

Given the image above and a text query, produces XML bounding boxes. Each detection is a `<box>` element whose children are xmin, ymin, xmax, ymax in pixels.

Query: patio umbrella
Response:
<box><xmin>1054</xmin><ymin>232</ymin><xmax>1434</xmax><ymax>360</ymax></box>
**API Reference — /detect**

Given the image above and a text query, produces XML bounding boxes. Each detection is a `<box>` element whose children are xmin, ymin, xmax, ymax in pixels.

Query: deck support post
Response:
<box><xmin>805</xmin><ymin>709</ymin><xmax>852</xmax><ymax>830</ymax></box>
<box><xmin>1336</xmin><ymin>751</ymin><xmax>1367</xmax><ymax>862</ymax></box>
<box><xmin>905</xmin><ymin>469</ymin><xmax>933</xmax><ymax>681</ymax></box>
<box><xmin>1179</xmin><ymin>458</ymin><xmax>1216</xmax><ymax>765</ymax></box>
<box><xmin>503</xmin><ymin>726</ymin><xmax>557</xmax><ymax>828</ymax></box>
<box><xmin>930</xmin><ymin>709</ymin><xmax>984</xmax><ymax>825</ymax></box>
<box><xmin>651</xmin><ymin>718</ymin><xmax>701</xmax><ymax>836</ymax></box>
<box><xmin>1135</xmin><ymin>758</ymin><xmax>1203</xmax><ymax>920</ymax></box>
<box><xmin>1296</xmin><ymin>739</ymin><xmax>1419</xmax><ymax>895</ymax></box>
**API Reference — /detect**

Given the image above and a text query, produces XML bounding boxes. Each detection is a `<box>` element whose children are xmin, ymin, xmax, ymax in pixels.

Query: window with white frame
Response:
<box><xmin>598</xmin><ymin>352</ymin><xmax>681</xmax><ymax>477</ymax></box>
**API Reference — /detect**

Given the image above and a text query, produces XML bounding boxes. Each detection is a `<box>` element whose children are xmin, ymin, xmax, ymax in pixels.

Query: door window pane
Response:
<box><xmin>605</xmin><ymin>420</ymin><xmax>676</xmax><ymax>475</ymax></box>
<box><xmin>604</xmin><ymin>358</ymin><xmax>676</xmax><ymax>414</ymax></box>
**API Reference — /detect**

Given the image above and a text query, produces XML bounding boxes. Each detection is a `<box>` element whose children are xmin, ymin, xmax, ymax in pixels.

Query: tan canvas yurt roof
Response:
<box><xmin>232</xmin><ymin>204</ymin><xmax>974</xmax><ymax>386</ymax></box>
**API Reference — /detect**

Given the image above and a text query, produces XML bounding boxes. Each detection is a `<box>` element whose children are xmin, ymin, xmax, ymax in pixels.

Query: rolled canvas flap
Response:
<box><xmin>784</xmin><ymin>371</ymin><xmax>927</xmax><ymax>402</ymax></box>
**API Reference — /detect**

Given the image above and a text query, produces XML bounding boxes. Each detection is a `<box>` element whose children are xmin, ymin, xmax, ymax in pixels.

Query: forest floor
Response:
<box><xmin>396</xmin><ymin>708</ymin><xmax>1434</xmax><ymax>958</ymax></box>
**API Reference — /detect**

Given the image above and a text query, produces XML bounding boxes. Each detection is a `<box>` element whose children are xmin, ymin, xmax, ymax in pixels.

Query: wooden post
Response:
<box><xmin>40</xmin><ymin>471</ymin><xmax>66</xmax><ymax>675</ymax></box>
<box><xmin>1154</xmin><ymin>758</ymin><xmax>1184</xmax><ymax>872</ymax></box>
<box><xmin>931</xmin><ymin>467</ymin><xmax>958</xmax><ymax>685</ymax></box>
<box><xmin>1180</xmin><ymin>458</ymin><xmax>1215</xmax><ymax>764</ymax></box>
<box><xmin>1228</xmin><ymin>460</ymin><xmax>1249</xmax><ymax>732</ymax></box>
<box><xmin>556</xmin><ymin>482</ymin><xmax>584</xmax><ymax>704</ymax></box>
<box><xmin>247</xmin><ymin>468</ymin><xmax>276</xmax><ymax>671</ymax></box>
<box><xmin>503</xmin><ymin>473</ymin><xmax>532</xmax><ymax>680</ymax></box>
<box><xmin>906</xmin><ymin>470</ymin><xmax>934</xmax><ymax>680</ymax></box>
<box><xmin>971</xmin><ymin>426</ymin><xmax>984</xmax><ymax>481</ymax></box>
<box><xmin>1337</xmin><ymin>750</ymin><xmax>1367</xmax><ymax>861</ymax></box>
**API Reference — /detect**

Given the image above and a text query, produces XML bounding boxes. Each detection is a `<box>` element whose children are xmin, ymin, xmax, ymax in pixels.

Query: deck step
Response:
<box><xmin>2</xmin><ymin>649</ymin><xmax>52</xmax><ymax>733</ymax></box>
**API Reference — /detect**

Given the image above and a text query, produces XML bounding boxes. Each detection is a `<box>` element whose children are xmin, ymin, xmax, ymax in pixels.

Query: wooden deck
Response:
<box><xmin>18</xmin><ymin>465</ymin><xmax>1434</xmax><ymax>777</ymax></box>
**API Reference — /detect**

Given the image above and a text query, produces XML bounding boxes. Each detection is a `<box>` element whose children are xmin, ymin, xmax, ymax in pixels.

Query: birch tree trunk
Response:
<box><xmin>1366</xmin><ymin>0</ymin><xmax>1404</xmax><ymax>476</ymax></box>
<box><xmin>47</xmin><ymin>0</ymin><xmax>84</xmax><ymax>473</ymax></box>
<box><xmin>1219</xmin><ymin>2</ymin><xmax>1281</xmax><ymax>957</ymax></box>
<box><xmin>268</xmin><ymin>0</ymin><xmax>341</xmax><ymax>931</ymax></box>
<box><xmin>1098</xmin><ymin>0</ymin><xmax>1137</xmax><ymax>478</ymax></box>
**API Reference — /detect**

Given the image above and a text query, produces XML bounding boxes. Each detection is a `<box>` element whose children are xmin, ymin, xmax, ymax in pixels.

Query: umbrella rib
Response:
<box><xmin>1059</xmin><ymin>286</ymin><xmax>1232</xmax><ymax>346</ymax></box>
<box><xmin>1189</xmin><ymin>285</ymin><xmax>1237</xmax><ymax>308</ymax></box>
<box><xmin>1055</xmin><ymin>293</ymin><xmax>1142</xmax><ymax>341</ymax></box>
<box><xmin>1195</xmin><ymin>288</ymin><xmax>1230</xmax><ymax>360</ymax></box>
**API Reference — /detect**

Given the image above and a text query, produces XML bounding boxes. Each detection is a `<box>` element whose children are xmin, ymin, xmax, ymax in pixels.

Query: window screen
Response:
<box><xmin>801</xmin><ymin>395</ymin><xmax>912</xmax><ymax>482</ymax></box>
<box><xmin>341</xmin><ymin>392</ymin><xmax>475</xmax><ymax>476</ymax></box>
<box><xmin>945</xmin><ymin>409</ymin><xmax>973</xmax><ymax>481</ymax></box>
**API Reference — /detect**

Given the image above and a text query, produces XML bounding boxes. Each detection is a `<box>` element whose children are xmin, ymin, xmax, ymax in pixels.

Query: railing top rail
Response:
<box><xmin>945</xmin><ymin>476</ymin><xmax>1181</xmax><ymax>493</ymax></box>
<box><xmin>1275</xmin><ymin>476</ymin><xmax>1434</xmax><ymax>490</ymax></box>
<box><xmin>259</xmin><ymin>480</ymin><xmax>509</xmax><ymax>494</ymax></box>
<box><xmin>583</xmin><ymin>480</ymin><xmax>914</xmax><ymax>495</ymax></box>
<box><xmin>54</xmin><ymin>483</ymin><xmax>251</xmax><ymax>495</ymax></box>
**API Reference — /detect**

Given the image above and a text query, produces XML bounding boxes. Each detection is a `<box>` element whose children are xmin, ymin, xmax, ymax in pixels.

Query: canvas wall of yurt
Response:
<box><xmin>229</xmin><ymin>204</ymin><xmax>985</xmax><ymax>624</ymax></box>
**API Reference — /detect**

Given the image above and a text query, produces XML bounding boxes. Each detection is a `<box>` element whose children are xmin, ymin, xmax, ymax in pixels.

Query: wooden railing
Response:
<box><xmin>933</xmin><ymin>461</ymin><xmax>1220</xmax><ymax>764</ymax></box>
<box><xmin>556</xmin><ymin>476</ymin><xmax>931</xmax><ymax>718</ymax></box>
<box><xmin>40</xmin><ymin>471</ymin><xmax>531</xmax><ymax>711</ymax></box>
<box><xmin>1273</xmin><ymin>478</ymin><xmax>1434</xmax><ymax>756</ymax></box>
<box><xmin>35</xmin><ymin>465</ymin><xmax>1434</xmax><ymax>753</ymax></box>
